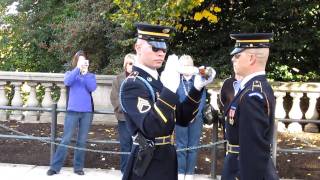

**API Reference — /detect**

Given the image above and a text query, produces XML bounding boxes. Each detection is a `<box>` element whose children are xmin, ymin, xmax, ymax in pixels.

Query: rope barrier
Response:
<box><xmin>0</xmin><ymin>123</ymin><xmax>226</xmax><ymax>155</ymax></box>
<box><xmin>0</xmin><ymin>123</ymin><xmax>129</xmax><ymax>155</ymax></box>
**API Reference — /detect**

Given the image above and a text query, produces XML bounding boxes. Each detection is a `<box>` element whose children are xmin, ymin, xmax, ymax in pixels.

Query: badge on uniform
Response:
<box><xmin>137</xmin><ymin>97</ymin><xmax>151</xmax><ymax>113</ymax></box>
<box><xmin>128</xmin><ymin>71</ymin><xmax>139</xmax><ymax>80</ymax></box>
<box><xmin>228</xmin><ymin>105</ymin><xmax>237</xmax><ymax>125</ymax></box>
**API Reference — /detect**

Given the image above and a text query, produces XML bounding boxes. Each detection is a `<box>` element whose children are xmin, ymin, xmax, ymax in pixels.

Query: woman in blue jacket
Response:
<box><xmin>47</xmin><ymin>50</ymin><xmax>97</xmax><ymax>176</ymax></box>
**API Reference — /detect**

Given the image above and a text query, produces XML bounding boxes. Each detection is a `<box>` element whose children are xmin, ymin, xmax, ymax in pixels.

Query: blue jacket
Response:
<box><xmin>176</xmin><ymin>75</ymin><xmax>206</xmax><ymax>118</ymax></box>
<box><xmin>64</xmin><ymin>68</ymin><xmax>97</xmax><ymax>112</ymax></box>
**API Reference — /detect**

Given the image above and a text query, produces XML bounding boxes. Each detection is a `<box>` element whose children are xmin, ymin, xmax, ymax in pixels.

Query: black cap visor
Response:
<box><xmin>230</xmin><ymin>48</ymin><xmax>244</xmax><ymax>56</ymax></box>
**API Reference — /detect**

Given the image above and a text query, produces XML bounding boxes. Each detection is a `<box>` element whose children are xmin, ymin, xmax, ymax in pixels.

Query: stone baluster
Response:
<box><xmin>0</xmin><ymin>82</ymin><xmax>9</xmax><ymax>121</ymax></box>
<box><xmin>40</xmin><ymin>83</ymin><xmax>54</xmax><ymax>123</ymax></box>
<box><xmin>304</xmin><ymin>92</ymin><xmax>320</xmax><ymax>133</ymax></box>
<box><xmin>287</xmin><ymin>92</ymin><xmax>303</xmax><ymax>132</ymax></box>
<box><xmin>24</xmin><ymin>82</ymin><xmax>39</xmax><ymax>123</ymax></box>
<box><xmin>57</xmin><ymin>83</ymin><xmax>67</xmax><ymax>124</ymax></box>
<box><xmin>9</xmin><ymin>82</ymin><xmax>24</xmax><ymax>121</ymax></box>
<box><xmin>274</xmin><ymin>91</ymin><xmax>287</xmax><ymax>132</ymax></box>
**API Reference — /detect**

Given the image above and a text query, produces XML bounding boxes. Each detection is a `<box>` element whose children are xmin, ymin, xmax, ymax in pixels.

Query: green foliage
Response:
<box><xmin>1</xmin><ymin>0</ymin><xmax>66</xmax><ymax>72</ymax></box>
<box><xmin>172</xmin><ymin>0</ymin><xmax>320</xmax><ymax>81</ymax></box>
<box><xmin>110</xmin><ymin>0</ymin><xmax>320</xmax><ymax>81</ymax></box>
<box><xmin>0</xmin><ymin>0</ymin><xmax>319</xmax><ymax>82</ymax></box>
<box><xmin>109</xmin><ymin>0</ymin><xmax>220</xmax><ymax>28</ymax></box>
<box><xmin>108</xmin><ymin>0</ymin><xmax>222</xmax><ymax>73</ymax></box>
<box><xmin>0</xmin><ymin>0</ymin><xmax>132</xmax><ymax>74</ymax></box>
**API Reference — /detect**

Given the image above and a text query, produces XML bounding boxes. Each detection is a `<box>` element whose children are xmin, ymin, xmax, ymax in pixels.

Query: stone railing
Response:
<box><xmin>272</xmin><ymin>82</ymin><xmax>320</xmax><ymax>133</ymax></box>
<box><xmin>207</xmin><ymin>81</ymin><xmax>320</xmax><ymax>133</ymax></box>
<box><xmin>0</xmin><ymin>71</ymin><xmax>319</xmax><ymax>132</ymax></box>
<box><xmin>0</xmin><ymin>71</ymin><xmax>116</xmax><ymax>125</ymax></box>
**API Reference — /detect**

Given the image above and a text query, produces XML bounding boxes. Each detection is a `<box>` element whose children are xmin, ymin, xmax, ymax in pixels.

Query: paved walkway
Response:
<box><xmin>0</xmin><ymin>163</ymin><xmax>302</xmax><ymax>179</ymax></box>
<box><xmin>0</xmin><ymin>163</ymin><xmax>215</xmax><ymax>180</ymax></box>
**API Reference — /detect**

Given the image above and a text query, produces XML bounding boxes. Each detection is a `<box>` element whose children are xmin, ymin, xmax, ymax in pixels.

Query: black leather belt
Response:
<box><xmin>154</xmin><ymin>135</ymin><xmax>174</xmax><ymax>145</ymax></box>
<box><xmin>133</xmin><ymin>135</ymin><xmax>174</xmax><ymax>146</ymax></box>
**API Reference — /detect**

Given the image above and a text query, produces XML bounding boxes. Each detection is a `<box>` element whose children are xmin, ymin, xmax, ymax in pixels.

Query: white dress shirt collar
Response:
<box><xmin>134</xmin><ymin>61</ymin><xmax>159</xmax><ymax>80</ymax></box>
<box><xmin>240</xmin><ymin>71</ymin><xmax>266</xmax><ymax>90</ymax></box>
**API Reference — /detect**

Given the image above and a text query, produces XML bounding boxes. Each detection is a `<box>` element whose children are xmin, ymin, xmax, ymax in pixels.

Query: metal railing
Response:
<box><xmin>0</xmin><ymin>104</ymin><xmax>116</xmax><ymax>162</ymax></box>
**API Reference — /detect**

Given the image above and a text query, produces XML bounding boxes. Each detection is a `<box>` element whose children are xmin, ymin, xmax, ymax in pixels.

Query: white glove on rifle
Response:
<box><xmin>160</xmin><ymin>54</ymin><xmax>180</xmax><ymax>93</ymax></box>
<box><xmin>194</xmin><ymin>66</ymin><xmax>216</xmax><ymax>91</ymax></box>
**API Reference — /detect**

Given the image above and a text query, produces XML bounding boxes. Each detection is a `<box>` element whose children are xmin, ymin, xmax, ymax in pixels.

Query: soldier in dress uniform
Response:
<box><xmin>119</xmin><ymin>23</ymin><xmax>215</xmax><ymax>180</ymax></box>
<box><xmin>221</xmin><ymin>33</ymin><xmax>279</xmax><ymax>180</ymax></box>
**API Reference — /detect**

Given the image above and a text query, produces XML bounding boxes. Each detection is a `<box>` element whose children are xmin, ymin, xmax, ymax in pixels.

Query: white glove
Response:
<box><xmin>160</xmin><ymin>54</ymin><xmax>180</xmax><ymax>93</ymax></box>
<box><xmin>194</xmin><ymin>66</ymin><xmax>216</xmax><ymax>91</ymax></box>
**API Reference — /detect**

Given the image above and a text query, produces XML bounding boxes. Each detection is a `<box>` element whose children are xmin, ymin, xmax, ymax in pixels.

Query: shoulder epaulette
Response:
<box><xmin>250</xmin><ymin>80</ymin><xmax>270</xmax><ymax>115</ymax></box>
<box><xmin>127</xmin><ymin>71</ymin><xmax>139</xmax><ymax>80</ymax></box>
<box><xmin>251</xmin><ymin>80</ymin><xmax>263</xmax><ymax>92</ymax></box>
<box><xmin>119</xmin><ymin>72</ymin><xmax>155</xmax><ymax>113</ymax></box>
<box><xmin>239</xmin><ymin>80</ymin><xmax>264</xmax><ymax>102</ymax></box>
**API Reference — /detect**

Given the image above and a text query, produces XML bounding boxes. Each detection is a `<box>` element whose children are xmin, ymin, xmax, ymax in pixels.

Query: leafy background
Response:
<box><xmin>0</xmin><ymin>0</ymin><xmax>319</xmax><ymax>81</ymax></box>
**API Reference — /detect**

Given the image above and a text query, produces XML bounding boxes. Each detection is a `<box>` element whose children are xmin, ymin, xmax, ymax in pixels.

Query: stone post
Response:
<box><xmin>24</xmin><ymin>82</ymin><xmax>39</xmax><ymax>122</ymax></box>
<box><xmin>57</xmin><ymin>83</ymin><xmax>67</xmax><ymax>124</ymax></box>
<box><xmin>288</xmin><ymin>92</ymin><xmax>303</xmax><ymax>132</ymax></box>
<box><xmin>9</xmin><ymin>82</ymin><xmax>24</xmax><ymax>121</ymax></box>
<box><xmin>274</xmin><ymin>91</ymin><xmax>287</xmax><ymax>132</ymax></box>
<box><xmin>0</xmin><ymin>82</ymin><xmax>8</xmax><ymax>121</ymax></box>
<box><xmin>304</xmin><ymin>92</ymin><xmax>320</xmax><ymax>133</ymax></box>
<box><xmin>40</xmin><ymin>83</ymin><xmax>53</xmax><ymax>123</ymax></box>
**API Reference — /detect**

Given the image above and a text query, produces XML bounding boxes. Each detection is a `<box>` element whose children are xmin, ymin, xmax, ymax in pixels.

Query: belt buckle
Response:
<box><xmin>227</xmin><ymin>142</ymin><xmax>239</xmax><ymax>154</ymax></box>
<box><xmin>155</xmin><ymin>135</ymin><xmax>173</xmax><ymax>145</ymax></box>
<box><xmin>227</xmin><ymin>141</ymin><xmax>231</xmax><ymax>152</ymax></box>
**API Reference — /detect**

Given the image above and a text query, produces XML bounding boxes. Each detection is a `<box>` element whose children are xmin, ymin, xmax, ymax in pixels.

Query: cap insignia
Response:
<box><xmin>162</xmin><ymin>28</ymin><xmax>170</xmax><ymax>33</ymax></box>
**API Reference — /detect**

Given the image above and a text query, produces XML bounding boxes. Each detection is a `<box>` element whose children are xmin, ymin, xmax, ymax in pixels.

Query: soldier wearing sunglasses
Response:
<box><xmin>119</xmin><ymin>23</ymin><xmax>215</xmax><ymax>180</ymax></box>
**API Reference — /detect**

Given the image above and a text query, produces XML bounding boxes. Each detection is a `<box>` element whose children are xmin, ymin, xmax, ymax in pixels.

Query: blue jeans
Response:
<box><xmin>175</xmin><ymin>115</ymin><xmax>203</xmax><ymax>175</ymax></box>
<box><xmin>118</xmin><ymin>120</ymin><xmax>132</xmax><ymax>173</ymax></box>
<box><xmin>50</xmin><ymin>112</ymin><xmax>93</xmax><ymax>172</ymax></box>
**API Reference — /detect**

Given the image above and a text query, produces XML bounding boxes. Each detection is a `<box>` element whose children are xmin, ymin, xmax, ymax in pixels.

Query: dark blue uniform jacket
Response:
<box><xmin>222</xmin><ymin>75</ymin><xmax>279</xmax><ymax>180</ymax></box>
<box><xmin>120</xmin><ymin>66</ymin><xmax>202</xmax><ymax>180</ymax></box>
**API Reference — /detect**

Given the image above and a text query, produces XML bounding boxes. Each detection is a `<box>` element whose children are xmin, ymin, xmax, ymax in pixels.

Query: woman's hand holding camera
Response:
<box><xmin>77</xmin><ymin>59</ymin><xmax>89</xmax><ymax>75</ymax></box>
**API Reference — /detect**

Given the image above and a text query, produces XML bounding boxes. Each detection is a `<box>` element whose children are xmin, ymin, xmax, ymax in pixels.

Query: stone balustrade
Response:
<box><xmin>272</xmin><ymin>82</ymin><xmax>320</xmax><ymax>133</ymax></box>
<box><xmin>0</xmin><ymin>71</ymin><xmax>319</xmax><ymax>132</ymax></box>
<box><xmin>0</xmin><ymin>71</ymin><xmax>115</xmax><ymax>125</ymax></box>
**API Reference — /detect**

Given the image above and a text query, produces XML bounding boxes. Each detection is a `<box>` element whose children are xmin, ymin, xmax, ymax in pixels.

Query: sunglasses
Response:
<box><xmin>151</xmin><ymin>46</ymin><xmax>167</xmax><ymax>53</ymax></box>
<box><xmin>147</xmin><ymin>41</ymin><xmax>168</xmax><ymax>53</ymax></box>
